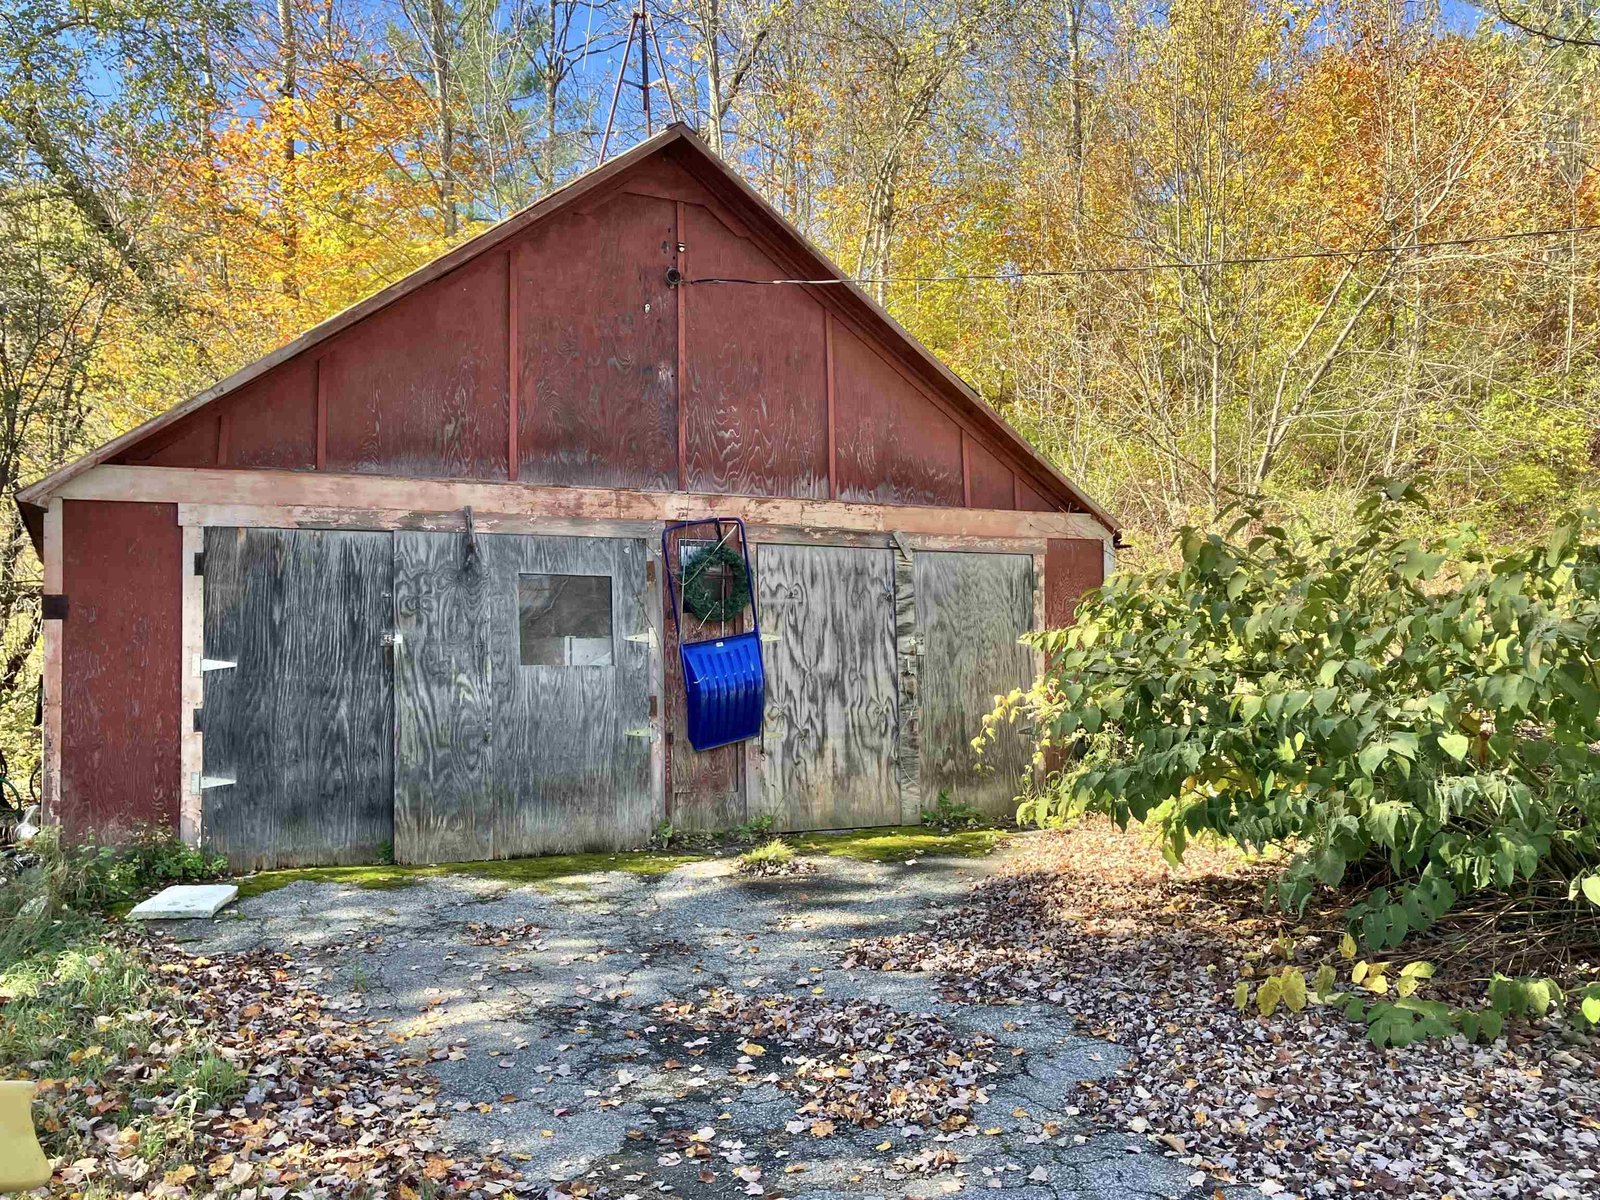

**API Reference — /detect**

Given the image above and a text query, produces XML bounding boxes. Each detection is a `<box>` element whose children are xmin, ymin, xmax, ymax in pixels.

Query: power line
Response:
<box><xmin>685</xmin><ymin>222</ymin><xmax>1600</xmax><ymax>287</ymax></box>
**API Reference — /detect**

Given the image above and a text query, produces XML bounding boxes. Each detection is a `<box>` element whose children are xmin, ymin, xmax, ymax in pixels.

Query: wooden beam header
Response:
<box><xmin>58</xmin><ymin>465</ymin><xmax>1113</xmax><ymax>543</ymax></box>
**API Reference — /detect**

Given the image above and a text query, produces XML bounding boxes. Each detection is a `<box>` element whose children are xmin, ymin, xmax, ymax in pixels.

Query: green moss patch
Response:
<box><xmin>795</xmin><ymin>826</ymin><xmax>1011</xmax><ymax>862</ymax></box>
<box><xmin>236</xmin><ymin>849</ymin><xmax>708</xmax><ymax>899</ymax></box>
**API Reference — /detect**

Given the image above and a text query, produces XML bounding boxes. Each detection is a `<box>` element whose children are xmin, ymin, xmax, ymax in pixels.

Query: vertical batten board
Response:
<box><xmin>824</xmin><ymin>312</ymin><xmax>837</xmax><ymax>500</ymax></box>
<box><xmin>676</xmin><ymin>200</ymin><xmax>689</xmax><ymax>492</ymax></box>
<box><xmin>179</xmin><ymin>523</ymin><xmax>204</xmax><ymax>845</ymax></box>
<box><xmin>203</xmin><ymin>527</ymin><xmax>395</xmax><ymax>869</ymax></box>
<box><xmin>507</xmin><ymin>245</ymin><xmax>520</xmax><ymax>482</ymax></box>
<box><xmin>754</xmin><ymin>543</ymin><xmax>899</xmax><ymax>832</ymax></box>
<box><xmin>645</xmin><ymin>539</ymin><xmax>666</xmax><ymax>826</ymax></box>
<box><xmin>742</xmin><ymin>540</ymin><xmax>763</xmax><ymax>822</ymax></box>
<box><xmin>915</xmin><ymin>551</ymin><xmax>1035</xmax><ymax>819</ymax></box>
<box><xmin>41</xmin><ymin>499</ymin><xmax>62</xmax><ymax>825</ymax></box>
<box><xmin>891</xmin><ymin>533</ymin><xmax>921</xmax><ymax>825</ymax></box>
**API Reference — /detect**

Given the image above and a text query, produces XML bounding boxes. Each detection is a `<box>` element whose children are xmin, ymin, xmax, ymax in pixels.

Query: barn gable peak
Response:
<box><xmin>17</xmin><ymin>124</ymin><xmax>1115</xmax><ymax>537</ymax></box>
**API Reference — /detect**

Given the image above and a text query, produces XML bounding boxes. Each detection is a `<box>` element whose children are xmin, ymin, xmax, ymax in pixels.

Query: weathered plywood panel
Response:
<box><xmin>682</xmin><ymin>203</ymin><xmax>829</xmax><ymax>498</ymax></box>
<box><xmin>394</xmin><ymin>531</ymin><xmax>655</xmax><ymax>861</ymax></box>
<box><xmin>114</xmin><ymin>413</ymin><xmax>218</xmax><ymax>468</ymax></box>
<box><xmin>516</xmin><ymin>192</ymin><xmax>678</xmax><ymax>489</ymax></box>
<box><xmin>1045</xmin><ymin>537</ymin><xmax>1104</xmax><ymax>629</ymax></box>
<box><xmin>201</xmin><ymin>527</ymin><xmax>393</xmax><ymax>869</ymax></box>
<box><xmin>916</xmin><ymin>551</ymin><xmax>1034</xmax><ymax>818</ymax></box>
<box><xmin>219</xmin><ymin>357</ymin><xmax>318</xmax><ymax>470</ymax></box>
<box><xmin>1015</xmin><ymin>479</ymin><xmax>1055</xmax><ymax>512</ymax></box>
<box><xmin>965</xmin><ymin>438</ymin><xmax>1015</xmax><ymax>510</ymax></box>
<box><xmin>59</xmin><ymin>501</ymin><xmax>182</xmax><ymax>841</ymax></box>
<box><xmin>832</xmin><ymin>326</ymin><xmax>964</xmax><ymax>506</ymax></box>
<box><xmin>755</xmin><ymin>543</ymin><xmax>898</xmax><ymax>831</ymax></box>
<box><xmin>323</xmin><ymin>250</ymin><xmax>510</xmax><ymax>480</ymax></box>
<box><xmin>393</xmin><ymin>530</ymin><xmax>496</xmax><ymax>862</ymax></box>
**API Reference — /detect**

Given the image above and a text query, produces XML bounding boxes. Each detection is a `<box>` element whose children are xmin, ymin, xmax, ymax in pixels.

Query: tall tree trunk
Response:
<box><xmin>544</xmin><ymin>0</ymin><xmax>559</xmax><ymax>190</ymax></box>
<box><xmin>428</xmin><ymin>0</ymin><xmax>457</xmax><ymax>237</ymax></box>
<box><xmin>278</xmin><ymin>0</ymin><xmax>299</xmax><ymax>297</ymax></box>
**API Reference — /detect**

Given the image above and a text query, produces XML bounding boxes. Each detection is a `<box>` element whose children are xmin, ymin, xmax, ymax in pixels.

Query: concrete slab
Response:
<box><xmin>128</xmin><ymin>883</ymin><xmax>239</xmax><ymax>920</ymax></box>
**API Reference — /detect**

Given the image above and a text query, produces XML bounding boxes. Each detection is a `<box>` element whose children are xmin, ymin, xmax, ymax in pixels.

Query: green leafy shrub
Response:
<box><xmin>920</xmin><ymin>791</ymin><xmax>987</xmax><ymax>832</ymax></box>
<box><xmin>732</xmin><ymin>812</ymin><xmax>776</xmax><ymax>843</ymax></box>
<box><xmin>998</xmin><ymin>482</ymin><xmax>1600</xmax><ymax>954</ymax></box>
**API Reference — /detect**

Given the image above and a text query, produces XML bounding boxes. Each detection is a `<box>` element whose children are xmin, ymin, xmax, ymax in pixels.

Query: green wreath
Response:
<box><xmin>682</xmin><ymin>542</ymin><xmax>751</xmax><ymax>623</ymax></box>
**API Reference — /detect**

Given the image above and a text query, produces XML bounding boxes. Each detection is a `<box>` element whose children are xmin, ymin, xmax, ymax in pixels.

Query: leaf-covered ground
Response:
<box><xmin>848</xmin><ymin>822</ymin><xmax>1600</xmax><ymax>1199</ymax></box>
<box><xmin>10</xmin><ymin>825</ymin><xmax>1597</xmax><ymax>1200</ymax></box>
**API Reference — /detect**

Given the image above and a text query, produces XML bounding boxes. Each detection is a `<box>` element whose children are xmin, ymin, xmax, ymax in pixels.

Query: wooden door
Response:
<box><xmin>393</xmin><ymin>531</ymin><xmax>656</xmax><ymax>863</ymax></box>
<box><xmin>755</xmin><ymin>543</ymin><xmax>899</xmax><ymax>831</ymax></box>
<box><xmin>915</xmin><ymin>551</ymin><xmax>1036</xmax><ymax>817</ymax></box>
<box><xmin>201</xmin><ymin>527</ymin><xmax>394</xmax><ymax>870</ymax></box>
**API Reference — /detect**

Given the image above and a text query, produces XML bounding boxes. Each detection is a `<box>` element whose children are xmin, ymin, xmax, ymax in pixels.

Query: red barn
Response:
<box><xmin>16</xmin><ymin>125</ymin><xmax>1116</xmax><ymax>869</ymax></box>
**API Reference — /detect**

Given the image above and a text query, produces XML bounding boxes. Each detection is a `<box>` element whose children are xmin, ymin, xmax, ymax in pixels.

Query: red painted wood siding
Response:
<box><xmin>832</xmin><ymin>324</ymin><xmax>964</xmax><ymax>505</ymax></box>
<box><xmin>1044</xmin><ymin>537</ymin><xmax>1104</xmax><ymax>629</ymax></box>
<box><xmin>681</xmin><ymin>202</ymin><xmax>829</xmax><ymax>498</ymax></box>
<box><xmin>106</xmin><ymin>148</ymin><xmax>1075</xmax><ymax>515</ymax></box>
<box><xmin>516</xmin><ymin>191</ymin><xmax>679</xmax><ymax>488</ymax></box>
<box><xmin>59</xmin><ymin>500</ymin><xmax>181</xmax><ymax>841</ymax></box>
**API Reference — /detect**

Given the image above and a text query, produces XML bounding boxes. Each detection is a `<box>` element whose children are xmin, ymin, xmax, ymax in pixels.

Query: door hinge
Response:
<box><xmin>195</xmin><ymin>656</ymin><xmax>237</xmax><ymax>675</ymax></box>
<box><xmin>41</xmin><ymin>594</ymin><xmax>68</xmax><ymax>620</ymax></box>
<box><xmin>625</xmin><ymin>726</ymin><xmax>659</xmax><ymax>741</ymax></box>
<box><xmin>191</xmin><ymin>773</ymin><xmax>235</xmax><ymax>794</ymax></box>
<box><xmin>625</xmin><ymin>629</ymin><xmax>658</xmax><ymax>648</ymax></box>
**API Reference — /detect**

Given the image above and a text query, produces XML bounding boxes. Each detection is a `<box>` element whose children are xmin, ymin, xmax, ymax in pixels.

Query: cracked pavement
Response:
<box><xmin>172</xmin><ymin>849</ymin><xmax>1247</xmax><ymax>1199</ymax></box>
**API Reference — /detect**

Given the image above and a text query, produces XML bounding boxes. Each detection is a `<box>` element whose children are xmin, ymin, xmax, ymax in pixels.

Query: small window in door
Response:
<box><xmin>519</xmin><ymin>574</ymin><xmax>613</xmax><ymax>666</ymax></box>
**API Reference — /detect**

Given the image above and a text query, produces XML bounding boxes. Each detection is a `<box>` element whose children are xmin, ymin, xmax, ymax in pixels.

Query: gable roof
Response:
<box><xmin>16</xmin><ymin>124</ymin><xmax>1116</xmax><ymax>534</ymax></box>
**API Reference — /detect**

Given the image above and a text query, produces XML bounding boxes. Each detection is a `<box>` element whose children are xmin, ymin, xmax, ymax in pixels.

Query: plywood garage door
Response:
<box><xmin>755</xmin><ymin>543</ymin><xmax>899</xmax><ymax>831</ymax></box>
<box><xmin>200</xmin><ymin>527</ymin><xmax>395</xmax><ymax>870</ymax></box>
<box><xmin>393</xmin><ymin>531</ymin><xmax>655</xmax><ymax>863</ymax></box>
<box><xmin>916</xmin><ymin>551</ymin><xmax>1035</xmax><ymax>818</ymax></box>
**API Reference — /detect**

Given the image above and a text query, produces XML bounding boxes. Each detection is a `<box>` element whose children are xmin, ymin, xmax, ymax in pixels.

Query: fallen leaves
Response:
<box><xmin>843</xmin><ymin>820</ymin><xmax>1600</xmax><ymax>1200</ymax></box>
<box><xmin>655</xmin><ymin>989</ymin><xmax>1000</xmax><ymax>1132</ymax></box>
<box><xmin>31</xmin><ymin>931</ymin><xmax>524</xmax><ymax>1200</ymax></box>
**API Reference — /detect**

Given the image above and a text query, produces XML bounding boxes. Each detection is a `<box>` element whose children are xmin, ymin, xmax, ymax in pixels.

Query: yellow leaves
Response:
<box><xmin>809</xmin><ymin>1119</ymin><xmax>836</xmax><ymax>1137</ymax></box>
<box><xmin>739</xmin><ymin>1041</ymin><xmax>766</xmax><ymax>1057</ymax></box>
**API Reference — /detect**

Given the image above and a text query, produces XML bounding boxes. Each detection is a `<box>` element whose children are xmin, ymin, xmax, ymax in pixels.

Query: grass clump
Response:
<box><xmin>0</xmin><ymin>939</ymin><xmax>242</xmax><ymax>1172</ymax></box>
<box><xmin>737</xmin><ymin>838</ymin><xmax>814</xmax><ymax>878</ymax></box>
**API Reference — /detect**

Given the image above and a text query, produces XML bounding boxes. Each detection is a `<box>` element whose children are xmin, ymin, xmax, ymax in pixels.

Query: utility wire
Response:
<box><xmin>685</xmin><ymin>221</ymin><xmax>1600</xmax><ymax>286</ymax></box>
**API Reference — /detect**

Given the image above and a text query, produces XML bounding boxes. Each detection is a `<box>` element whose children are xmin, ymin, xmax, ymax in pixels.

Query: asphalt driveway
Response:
<box><xmin>173</xmin><ymin>847</ymin><xmax>1223</xmax><ymax>1199</ymax></box>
